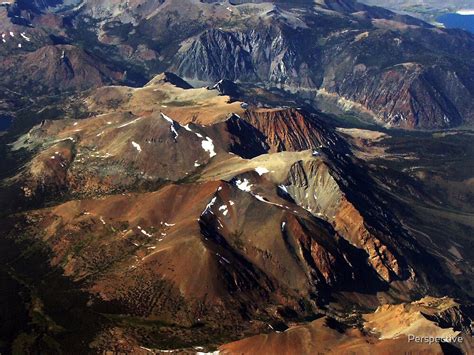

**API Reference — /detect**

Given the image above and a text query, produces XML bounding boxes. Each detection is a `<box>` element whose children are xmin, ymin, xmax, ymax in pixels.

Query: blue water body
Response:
<box><xmin>437</xmin><ymin>13</ymin><xmax>474</xmax><ymax>34</ymax></box>
<box><xmin>0</xmin><ymin>116</ymin><xmax>12</xmax><ymax>131</ymax></box>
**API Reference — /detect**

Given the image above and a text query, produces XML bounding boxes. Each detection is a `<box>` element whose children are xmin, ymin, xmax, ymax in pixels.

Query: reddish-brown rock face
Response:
<box><xmin>242</xmin><ymin>108</ymin><xmax>346</xmax><ymax>152</ymax></box>
<box><xmin>282</xmin><ymin>158</ymin><xmax>405</xmax><ymax>282</ymax></box>
<box><xmin>13</xmin><ymin>180</ymin><xmax>372</xmax><ymax>329</ymax></box>
<box><xmin>334</xmin><ymin>197</ymin><xmax>402</xmax><ymax>282</ymax></box>
<box><xmin>244</xmin><ymin>109</ymin><xmax>325</xmax><ymax>152</ymax></box>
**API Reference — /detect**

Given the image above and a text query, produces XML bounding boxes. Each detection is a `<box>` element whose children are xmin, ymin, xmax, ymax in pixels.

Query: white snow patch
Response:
<box><xmin>161</xmin><ymin>112</ymin><xmax>173</xmax><ymax>124</ymax></box>
<box><xmin>235</xmin><ymin>178</ymin><xmax>252</xmax><ymax>192</ymax></box>
<box><xmin>201</xmin><ymin>137</ymin><xmax>216</xmax><ymax>158</ymax></box>
<box><xmin>132</xmin><ymin>141</ymin><xmax>142</xmax><ymax>152</ymax></box>
<box><xmin>194</xmin><ymin>161</ymin><xmax>201</xmax><ymax>167</ymax></box>
<box><xmin>20</xmin><ymin>32</ymin><xmax>30</xmax><ymax>41</ymax></box>
<box><xmin>141</xmin><ymin>229</ymin><xmax>153</xmax><ymax>237</ymax></box>
<box><xmin>201</xmin><ymin>196</ymin><xmax>217</xmax><ymax>216</ymax></box>
<box><xmin>161</xmin><ymin>113</ymin><xmax>179</xmax><ymax>139</ymax></box>
<box><xmin>281</xmin><ymin>222</ymin><xmax>286</xmax><ymax>231</ymax></box>
<box><xmin>253</xmin><ymin>193</ymin><xmax>285</xmax><ymax>208</ymax></box>
<box><xmin>219</xmin><ymin>204</ymin><xmax>228</xmax><ymax>216</ymax></box>
<box><xmin>139</xmin><ymin>346</ymin><xmax>154</xmax><ymax>353</ymax></box>
<box><xmin>184</xmin><ymin>124</ymin><xmax>203</xmax><ymax>137</ymax></box>
<box><xmin>99</xmin><ymin>216</ymin><xmax>106</xmax><ymax>225</ymax></box>
<box><xmin>255</xmin><ymin>167</ymin><xmax>269</xmax><ymax>176</ymax></box>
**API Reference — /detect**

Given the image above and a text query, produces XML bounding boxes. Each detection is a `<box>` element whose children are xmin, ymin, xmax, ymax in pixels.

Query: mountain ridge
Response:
<box><xmin>1</xmin><ymin>0</ymin><xmax>474</xmax><ymax>129</ymax></box>
<box><xmin>1</xmin><ymin>74</ymin><xmax>472</xmax><ymax>352</ymax></box>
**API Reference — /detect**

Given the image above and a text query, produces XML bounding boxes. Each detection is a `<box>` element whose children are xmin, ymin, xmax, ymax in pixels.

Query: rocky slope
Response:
<box><xmin>0</xmin><ymin>44</ymin><xmax>123</xmax><ymax>95</ymax></box>
<box><xmin>1</xmin><ymin>74</ymin><xmax>472</xmax><ymax>353</ymax></box>
<box><xmin>220</xmin><ymin>296</ymin><xmax>473</xmax><ymax>354</ymax></box>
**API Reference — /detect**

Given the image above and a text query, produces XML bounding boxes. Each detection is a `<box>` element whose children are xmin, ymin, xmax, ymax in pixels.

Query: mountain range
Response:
<box><xmin>1</xmin><ymin>0</ymin><xmax>474</xmax><ymax>129</ymax></box>
<box><xmin>0</xmin><ymin>0</ymin><xmax>473</xmax><ymax>354</ymax></box>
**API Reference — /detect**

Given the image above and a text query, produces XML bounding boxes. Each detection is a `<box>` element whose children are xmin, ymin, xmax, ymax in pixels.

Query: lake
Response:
<box><xmin>437</xmin><ymin>13</ymin><xmax>474</xmax><ymax>34</ymax></box>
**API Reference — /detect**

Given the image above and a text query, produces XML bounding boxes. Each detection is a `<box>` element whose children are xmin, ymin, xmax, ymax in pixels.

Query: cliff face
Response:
<box><xmin>319</xmin><ymin>29</ymin><xmax>474</xmax><ymax>129</ymax></box>
<box><xmin>174</xmin><ymin>20</ymin><xmax>474</xmax><ymax>129</ymax></box>
<box><xmin>174</xmin><ymin>24</ymin><xmax>315</xmax><ymax>88</ymax></box>
<box><xmin>284</xmin><ymin>159</ymin><xmax>404</xmax><ymax>282</ymax></box>
<box><xmin>242</xmin><ymin>109</ymin><xmax>331</xmax><ymax>152</ymax></box>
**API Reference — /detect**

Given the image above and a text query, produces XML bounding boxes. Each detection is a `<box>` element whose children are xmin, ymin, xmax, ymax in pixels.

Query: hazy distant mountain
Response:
<box><xmin>360</xmin><ymin>0</ymin><xmax>474</xmax><ymax>20</ymax></box>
